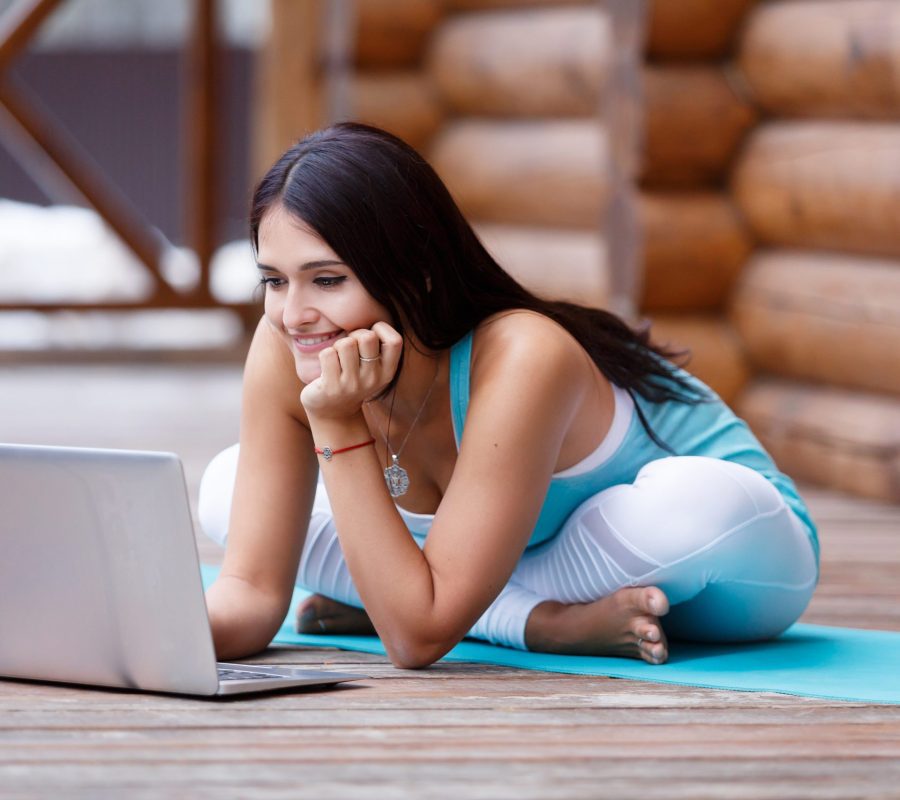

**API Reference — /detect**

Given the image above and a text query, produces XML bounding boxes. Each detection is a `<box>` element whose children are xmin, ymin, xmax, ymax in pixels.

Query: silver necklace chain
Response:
<box><xmin>370</xmin><ymin>363</ymin><xmax>439</xmax><ymax>497</ymax></box>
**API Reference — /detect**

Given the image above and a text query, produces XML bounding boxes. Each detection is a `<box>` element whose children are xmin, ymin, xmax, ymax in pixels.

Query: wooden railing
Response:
<box><xmin>0</xmin><ymin>0</ymin><xmax>258</xmax><ymax>328</ymax></box>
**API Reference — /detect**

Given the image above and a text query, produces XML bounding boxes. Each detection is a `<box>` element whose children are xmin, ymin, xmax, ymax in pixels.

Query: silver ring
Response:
<box><xmin>317</xmin><ymin>618</ymin><xmax>327</xmax><ymax>633</ymax></box>
<box><xmin>359</xmin><ymin>354</ymin><xmax>381</xmax><ymax>363</ymax></box>
<box><xmin>636</xmin><ymin>637</ymin><xmax>644</xmax><ymax>647</ymax></box>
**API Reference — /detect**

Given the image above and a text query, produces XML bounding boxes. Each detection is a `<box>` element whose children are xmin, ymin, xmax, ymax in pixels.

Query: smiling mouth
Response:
<box><xmin>292</xmin><ymin>331</ymin><xmax>343</xmax><ymax>350</ymax></box>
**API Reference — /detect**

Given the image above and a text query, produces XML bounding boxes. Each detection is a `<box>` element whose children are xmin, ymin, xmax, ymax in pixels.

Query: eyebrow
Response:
<box><xmin>256</xmin><ymin>259</ymin><xmax>345</xmax><ymax>273</ymax></box>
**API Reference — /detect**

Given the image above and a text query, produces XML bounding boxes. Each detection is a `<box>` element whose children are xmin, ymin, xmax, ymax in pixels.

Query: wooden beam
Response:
<box><xmin>183</xmin><ymin>0</ymin><xmax>217</xmax><ymax>301</ymax></box>
<box><xmin>0</xmin><ymin>79</ymin><xmax>177</xmax><ymax>301</ymax></box>
<box><xmin>253</xmin><ymin>0</ymin><xmax>325</xmax><ymax>179</ymax></box>
<box><xmin>600</xmin><ymin>0</ymin><xmax>647</xmax><ymax>319</ymax></box>
<box><xmin>0</xmin><ymin>0</ymin><xmax>64</xmax><ymax>74</ymax></box>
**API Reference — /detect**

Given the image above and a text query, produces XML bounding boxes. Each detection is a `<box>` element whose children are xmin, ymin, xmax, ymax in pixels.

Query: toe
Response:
<box><xmin>637</xmin><ymin>621</ymin><xmax>661</xmax><ymax>643</ymax></box>
<box><xmin>645</xmin><ymin>641</ymin><xmax>667</xmax><ymax>664</ymax></box>
<box><xmin>635</xmin><ymin>633</ymin><xmax>667</xmax><ymax>665</ymax></box>
<box><xmin>643</xmin><ymin>586</ymin><xmax>669</xmax><ymax>617</ymax></box>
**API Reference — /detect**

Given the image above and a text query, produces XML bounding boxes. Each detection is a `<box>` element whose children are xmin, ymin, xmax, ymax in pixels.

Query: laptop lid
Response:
<box><xmin>0</xmin><ymin>443</ymin><xmax>228</xmax><ymax>695</ymax></box>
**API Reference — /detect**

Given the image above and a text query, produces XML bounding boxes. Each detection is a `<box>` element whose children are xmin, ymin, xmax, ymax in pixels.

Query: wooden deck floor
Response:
<box><xmin>1</xmin><ymin>362</ymin><xmax>899</xmax><ymax>798</ymax></box>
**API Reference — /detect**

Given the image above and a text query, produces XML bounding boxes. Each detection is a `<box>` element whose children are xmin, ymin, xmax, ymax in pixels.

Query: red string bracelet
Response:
<box><xmin>314</xmin><ymin>438</ymin><xmax>376</xmax><ymax>461</ymax></box>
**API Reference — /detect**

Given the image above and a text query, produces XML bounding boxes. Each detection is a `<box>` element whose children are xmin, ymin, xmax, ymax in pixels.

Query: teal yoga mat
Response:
<box><xmin>201</xmin><ymin>565</ymin><xmax>900</xmax><ymax>704</ymax></box>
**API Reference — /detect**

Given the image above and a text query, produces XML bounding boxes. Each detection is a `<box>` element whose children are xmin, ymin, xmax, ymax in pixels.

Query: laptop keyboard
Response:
<box><xmin>217</xmin><ymin>667</ymin><xmax>285</xmax><ymax>681</ymax></box>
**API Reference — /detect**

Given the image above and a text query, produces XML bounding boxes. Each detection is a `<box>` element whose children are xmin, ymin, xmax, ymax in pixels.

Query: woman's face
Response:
<box><xmin>256</xmin><ymin>205</ymin><xmax>392</xmax><ymax>384</ymax></box>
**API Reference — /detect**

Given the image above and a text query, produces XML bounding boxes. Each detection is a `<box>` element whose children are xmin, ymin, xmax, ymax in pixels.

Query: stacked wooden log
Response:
<box><xmin>425</xmin><ymin>2</ymin><xmax>623</xmax><ymax>311</ymax></box>
<box><xmin>349</xmin><ymin>0</ymin><xmax>444</xmax><ymax>151</ymax></box>
<box><xmin>638</xmin><ymin>0</ymin><xmax>758</xmax><ymax>403</ymax></box>
<box><xmin>731</xmin><ymin>0</ymin><xmax>900</xmax><ymax>501</ymax></box>
<box><xmin>255</xmin><ymin>0</ymin><xmax>445</xmax><ymax>173</ymax></box>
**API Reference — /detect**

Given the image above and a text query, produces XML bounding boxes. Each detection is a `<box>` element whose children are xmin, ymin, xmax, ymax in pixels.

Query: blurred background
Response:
<box><xmin>1</xmin><ymin>0</ymin><xmax>899</xmax><ymax>508</ymax></box>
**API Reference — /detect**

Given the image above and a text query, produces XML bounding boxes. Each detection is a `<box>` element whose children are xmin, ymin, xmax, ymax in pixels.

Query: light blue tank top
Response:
<box><xmin>447</xmin><ymin>330</ymin><xmax>819</xmax><ymax>563</ymax></box>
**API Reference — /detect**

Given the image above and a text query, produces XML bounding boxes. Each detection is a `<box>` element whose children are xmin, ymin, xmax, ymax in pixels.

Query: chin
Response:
<box><xmin>294</xmin><ymin>357</ymin><xmax>322</xmax><ymax>385</ymax></box>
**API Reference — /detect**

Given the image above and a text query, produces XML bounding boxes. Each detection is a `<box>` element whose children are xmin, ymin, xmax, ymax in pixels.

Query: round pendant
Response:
<box><xmin>384</xmin><ymin>456</ymin><xmax>409</xmax><ymax>497</ymax></box>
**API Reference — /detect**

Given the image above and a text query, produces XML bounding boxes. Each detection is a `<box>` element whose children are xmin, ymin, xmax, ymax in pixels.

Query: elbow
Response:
<box><xmin>384</xmin><ymin>635</ymin><xmax>456</xmax><ymax>671</ymax></box>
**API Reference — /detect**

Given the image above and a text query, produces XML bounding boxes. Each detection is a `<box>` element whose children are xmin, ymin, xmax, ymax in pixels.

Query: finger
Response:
<box><xmin>371</xmin><ymin>321</ymin><xmax>404</xmax><ymax>374</ymax></box>
<box><xmin>333</xmin><ymin>337</ymin><xmax>361</xmax><ymax>378</ymax></box>
<box><xmin>318</xmin><ymin>346</ymin><xmax>341</xmax><ymax>385</ymax></box>
<box><xmin>349</xmin><ymin>329</ymin><xmax>381</xmax><ymax>362</ymax></box>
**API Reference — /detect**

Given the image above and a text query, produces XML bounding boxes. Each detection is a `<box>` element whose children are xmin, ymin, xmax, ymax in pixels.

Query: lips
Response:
<box><xmin>292</xmin><ymin>330</ymin><xmax>343</xmax><ymax>354</ymax></box>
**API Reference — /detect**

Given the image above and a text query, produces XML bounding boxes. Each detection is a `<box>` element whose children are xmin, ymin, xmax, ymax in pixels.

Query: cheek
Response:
<box><xmin>263</xmin><ymin>292</ymin><xmax>283</xmax><ymax>326</ymax></box>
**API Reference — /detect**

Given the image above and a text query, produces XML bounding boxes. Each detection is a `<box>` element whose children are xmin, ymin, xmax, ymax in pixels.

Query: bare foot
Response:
<box><xmin>295</xmin><ymin>594</ymin><xmax>376</xmax><ymax>636</ymax></box>
<box><xmin>524</xmin><ymin>586</ymin><xmax>670</xmax><ymax>665</ymax></box>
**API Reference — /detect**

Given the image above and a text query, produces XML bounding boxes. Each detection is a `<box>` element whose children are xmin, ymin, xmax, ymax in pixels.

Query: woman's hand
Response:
<box><xmin>299</xmin><ymin>321</ymin><xmax>403</xmax><ymax>420</ymax></box>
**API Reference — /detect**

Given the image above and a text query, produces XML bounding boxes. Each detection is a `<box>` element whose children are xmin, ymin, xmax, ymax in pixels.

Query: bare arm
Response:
<box><xmin>307</xmin><ymin>314</ymin><xmax>593</xmax><ymax>667</ymax></box>
<box><xmin>205</xmin><ymin>317</ymin><xmax>319</xmax><ymax>659</ymax></box>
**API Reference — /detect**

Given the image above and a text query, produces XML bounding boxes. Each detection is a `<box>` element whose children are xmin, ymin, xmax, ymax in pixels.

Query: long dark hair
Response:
<box><xmin>250</xmin><ymin>122</ymin><xmax>707</xmax><ymax>446</ymax></box>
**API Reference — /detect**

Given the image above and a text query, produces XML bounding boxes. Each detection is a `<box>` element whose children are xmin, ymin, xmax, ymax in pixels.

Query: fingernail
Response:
<box><xmin>299</xmin><ymin>608</ymin><xmax>316</xmax><ymax>625</ymax></box>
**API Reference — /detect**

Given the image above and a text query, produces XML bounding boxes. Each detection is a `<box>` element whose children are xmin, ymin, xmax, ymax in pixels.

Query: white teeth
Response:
<box><xmin>297</xmin><ymin>333</ymin><xmax>337</xmax><ymax>346</ymax></box>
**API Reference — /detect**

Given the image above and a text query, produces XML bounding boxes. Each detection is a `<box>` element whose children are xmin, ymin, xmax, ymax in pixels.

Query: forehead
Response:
<box><xmin>257</xmin><ymin>205</ymin><xmax>338</xmax><ymax>262</ymax></box>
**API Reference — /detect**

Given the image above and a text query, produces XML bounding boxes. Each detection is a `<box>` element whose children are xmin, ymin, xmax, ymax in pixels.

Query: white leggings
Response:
<box><xmin>199</xmin><ymin>447</ymin><xmax>818</xmax><ymax>651</ymax></box>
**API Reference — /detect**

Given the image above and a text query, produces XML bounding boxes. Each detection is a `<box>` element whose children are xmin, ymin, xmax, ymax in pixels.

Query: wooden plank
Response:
<box><xmin>3</xmin><ymin>761</ymin><xmax>899</xmax><ymax>800</ymax></box>
<box><xmin>5</xmin><ymin>704</ymin><xmax>900</xmax><ymax>728</ymax></box>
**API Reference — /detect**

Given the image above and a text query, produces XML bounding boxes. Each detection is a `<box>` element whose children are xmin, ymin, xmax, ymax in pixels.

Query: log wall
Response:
<box><xmin>257</xmin><ymin>0</ymin><xmax>900</xmax><ymax>498</ymax></box>
<box><xmin>638</xmin><ymin>0</ymin><xmax>758</xmax><ymax>403</ymax></box>
<box><xmin>257</xmin><ymin>0</ymin><xmax>447</xmax><ymax>171</ymax></box>
<box><xmin>731</xmin><ymin>0</ymin><xmax>900</xmax><ymax>501</ymax></box>
<box><xmin>427</xmin><ymin>0</ymin><xmax>761</xmax><ymax>401</ymax></box>
<box><xmin>424</xmin><ymin>2</ymin><xmax>641</xmax><ymax>322</ymax></box>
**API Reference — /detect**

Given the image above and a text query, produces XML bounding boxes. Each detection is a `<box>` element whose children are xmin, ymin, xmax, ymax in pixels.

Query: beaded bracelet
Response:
<box><xmin>314</xmin><ymin>438</ymin><xmax>376</xmax><ymax>461</ymax></box>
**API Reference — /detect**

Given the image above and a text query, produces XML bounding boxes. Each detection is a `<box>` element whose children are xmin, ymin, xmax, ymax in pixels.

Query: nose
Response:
<box><xmin>281</xmin><ymin>284</ymin><xmax>318</xmax><ymax>331</ymax></box>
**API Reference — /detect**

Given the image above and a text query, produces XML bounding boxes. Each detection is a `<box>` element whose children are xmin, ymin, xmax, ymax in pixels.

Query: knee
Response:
<box><xmin>197</xmin><ymin>443</ymin><xmax>240</xmax><ymax>547</ymax></box>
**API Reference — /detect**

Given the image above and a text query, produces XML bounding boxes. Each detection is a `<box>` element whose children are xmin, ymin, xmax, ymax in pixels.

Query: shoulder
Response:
<box><xmin>471</xmin><ymin>309</ymin><xmax>591</xmax><ymax>376</ymax></box>
<box><xmin>467</xmin><ymin>309</ymin><xmax>599</xmax><ymax>411</ymax></box>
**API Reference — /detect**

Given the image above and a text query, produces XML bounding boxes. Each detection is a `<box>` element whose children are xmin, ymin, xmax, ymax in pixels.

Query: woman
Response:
<box><xmin>201</xmin><ymin>123</ymin><xmax>818</xmax><ymax>668</ymax></box>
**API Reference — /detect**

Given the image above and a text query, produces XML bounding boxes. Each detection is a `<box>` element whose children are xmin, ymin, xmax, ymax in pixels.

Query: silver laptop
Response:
<box><xmin>0</xmin><ymin>443</ymin><xmax>364</xmax><ymax>697</ymax></box>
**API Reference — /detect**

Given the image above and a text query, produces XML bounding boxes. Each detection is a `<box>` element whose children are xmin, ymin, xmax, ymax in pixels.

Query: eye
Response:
<box><xmin>258</xmin><ymin>275</ymin><xmax>285</xmax><ymax>289</ymax></box>
<box><xmin>313</xmin><ymin>276</ymin><xmax>347</xmax><ymax>288</ymax></box>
